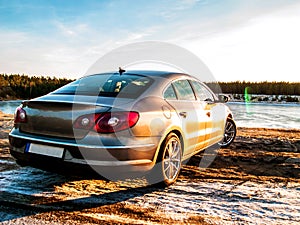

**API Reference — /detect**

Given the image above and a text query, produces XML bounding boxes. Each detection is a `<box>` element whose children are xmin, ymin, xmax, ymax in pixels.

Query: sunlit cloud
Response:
<box><xmin>180</xmin><ymin>2</ymin><xmax>300</xmax><ymax>82</ymax></box>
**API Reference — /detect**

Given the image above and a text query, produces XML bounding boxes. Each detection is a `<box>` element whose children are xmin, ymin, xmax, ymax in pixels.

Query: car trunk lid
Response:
<box><xmin>19</xmin><ymin>94</ymin><xmax>134</xmax><ymax>139</ymax></box>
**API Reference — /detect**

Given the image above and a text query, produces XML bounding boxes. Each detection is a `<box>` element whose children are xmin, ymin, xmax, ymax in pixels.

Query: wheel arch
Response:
<box><xmin>152</xmin><ymin>128</ymin><xmax>184</xmax><ymax>164</ymax></box>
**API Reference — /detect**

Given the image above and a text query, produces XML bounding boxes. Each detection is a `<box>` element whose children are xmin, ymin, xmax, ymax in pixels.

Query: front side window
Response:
<box><xmin>52</xmin><ymin>74</ymin><xmax>153</xmax><ymax>98</ymax></box>
<box><xmin>190</xmin><ymin>80</ymin><xmax>215</xmax><ymax>101</ymax></box>
<box><xmin>172</xmin><ymin>80</ymin><xmax>196</xmax><ymax>100</ymax></box>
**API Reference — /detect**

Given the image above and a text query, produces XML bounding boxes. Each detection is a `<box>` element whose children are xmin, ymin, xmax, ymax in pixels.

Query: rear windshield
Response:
<box><xmin>52</xmin><ymin>74</ymin><xmax>153</xmax><ymax>98</ymax></box>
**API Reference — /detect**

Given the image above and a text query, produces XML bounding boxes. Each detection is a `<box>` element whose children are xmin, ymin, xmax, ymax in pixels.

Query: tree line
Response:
<box><xmin>206</xmin><ymin>81</ymin><xmax>300</xmax><ymax>96</ymax></box>
<box><xmin>0</xmin><ymin>74</ymin><xmax>299</xmax><ymax>100</ymax></box>
<box><xmin>0</xmin><ymin>74</ymin><xmax>73</xmax><ymax>100</ymax></box>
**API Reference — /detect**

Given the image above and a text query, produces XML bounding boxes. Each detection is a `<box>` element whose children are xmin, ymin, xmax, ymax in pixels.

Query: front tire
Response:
<box><xmin>218</xmin><ymin>118</ymin><xmax>236</xmax><ymax>147</ymax></box>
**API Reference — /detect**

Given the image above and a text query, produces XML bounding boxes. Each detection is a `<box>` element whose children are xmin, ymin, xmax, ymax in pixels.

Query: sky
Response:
<box><xmin>0</xmin><ymin>0</ymin><xmax>300</xmax><ymax>82</ymax></box>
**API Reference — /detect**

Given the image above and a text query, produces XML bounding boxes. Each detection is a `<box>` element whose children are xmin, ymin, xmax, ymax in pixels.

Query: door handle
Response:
<box><xmin>179</xmin><ymin>112</ymin><xmax>187</xmax><ymax>118</ymax></box>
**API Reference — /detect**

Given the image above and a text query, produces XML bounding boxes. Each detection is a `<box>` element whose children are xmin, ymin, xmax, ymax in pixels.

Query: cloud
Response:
<box><xmin>180</xmin><ymin>2</ymin><xmax>300</xmax><ymax>81</ymax></box>
<box><xmin>0</xmin><ymin>23</ymin><xmax>161</xmax><ymax>78</ymax></box>
<box><xmin>53</xmin><ymin>20</ymin><xmax>89</xmax><ymax>37</ymax></box>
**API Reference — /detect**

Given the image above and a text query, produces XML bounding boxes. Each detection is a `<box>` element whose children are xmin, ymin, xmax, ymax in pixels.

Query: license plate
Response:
<box><xmin>26</xmin><ymin>143</ymin><xmax>64</xmax><ymax>158</ymax></box>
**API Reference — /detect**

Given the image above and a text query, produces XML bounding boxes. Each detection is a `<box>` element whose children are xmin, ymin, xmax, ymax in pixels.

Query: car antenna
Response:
<box><xmin>119</xmin><ymin>67</ymin><xmax>126</xmax><ymax>75</ymax></box>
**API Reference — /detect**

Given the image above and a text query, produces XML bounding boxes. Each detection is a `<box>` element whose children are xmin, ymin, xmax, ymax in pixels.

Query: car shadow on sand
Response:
<box><xmin>0</xmin><ymin>165</ymin><xmax>163</xmax><ymax>222</ymax></box>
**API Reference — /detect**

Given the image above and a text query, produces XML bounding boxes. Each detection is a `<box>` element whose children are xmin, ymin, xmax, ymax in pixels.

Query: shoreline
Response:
<box><xmin>0</xmin><ymin>110</ymin><xmax>300</xmax><ymax>132</ymax></box>
<box><xmin>1</xmin><ymin>110</ymin><xmax>299</xmax><ymax>142</ymax></box>
<box><xmin>227</xmin><ymin>100</ymin><xmax>300</xmax><ymax>105</ymax></box>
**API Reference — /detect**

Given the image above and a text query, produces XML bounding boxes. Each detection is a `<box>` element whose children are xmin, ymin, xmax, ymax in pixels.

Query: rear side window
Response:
<box><xmin>164</xmin><ymin>85</ymin><xmax>177</xmax><ymax>100</ymax></box>
<box><xmin>172</xmin><ymin>80</ymin><xmax>196</xmax><ymax>100</ymax></box>
<box><xmin>52</xmin><ymin>74</ymin><xmax>153</xmax><ymax>98</ymax></box>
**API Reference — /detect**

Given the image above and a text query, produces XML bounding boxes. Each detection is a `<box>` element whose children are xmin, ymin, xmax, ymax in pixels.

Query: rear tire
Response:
<box><xmin>218</xmin><ymin>118</ymin><xmax>236</xmax><ymax>147</ymax></box>
<box><xmin>146</xmin><ymin>133</ymin><xmax>182</xmax><ymax>187</ymax></box>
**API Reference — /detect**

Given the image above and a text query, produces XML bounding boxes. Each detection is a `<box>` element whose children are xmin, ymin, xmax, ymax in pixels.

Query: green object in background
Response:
<box><xmin>245</xmin><ymin>87</ymin><xmax>251</xmax><ymax>113</ymax></box>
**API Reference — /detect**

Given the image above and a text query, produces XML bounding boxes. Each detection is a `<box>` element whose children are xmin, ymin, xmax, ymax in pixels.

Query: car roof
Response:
<box><xmin>88</xmin><ymin>70</ymin><xmax>196</xmax><ymax>80</ymax></box>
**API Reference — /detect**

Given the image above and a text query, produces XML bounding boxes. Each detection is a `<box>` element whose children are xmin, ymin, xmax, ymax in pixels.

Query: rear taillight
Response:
<box><xmin>73</xmin><ymin>114</ymin><xmax>100</xmax><ymax>130</ymax></box>
<box><xmin>95</xmin><ymin>112</ymin><xmax>139</xmax><ymax>133</ymax></box>
<box><xmin>14</xmin><ymin>107</ymin><xmax>27</xmax><ymax>123</ymax></box>
<box><xmin>73</xmin><ymin>111</ymin><xmax>139</xmax><ymax>133</ymax></box>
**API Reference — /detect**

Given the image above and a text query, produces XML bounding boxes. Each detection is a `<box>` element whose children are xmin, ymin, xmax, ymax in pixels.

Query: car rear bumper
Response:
<box><xmin>9</xmin><ymin>130</ymin><xmax>158</xmax><ymax>172</ymax></box>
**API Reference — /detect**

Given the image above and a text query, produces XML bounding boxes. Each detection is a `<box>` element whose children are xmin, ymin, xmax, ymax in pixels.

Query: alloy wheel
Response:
<box><xmin>162</xmin><ymin>134</ymin><xmax>182</xmax><ymax>182</ymax></box>
<box><xmin>219</xmin><ymin>119</ymin><xmax>236</xmax><ymax>147</ymax></box>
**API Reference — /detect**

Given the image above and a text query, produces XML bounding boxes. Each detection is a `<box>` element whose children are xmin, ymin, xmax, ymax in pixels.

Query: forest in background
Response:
<box><xmin>0</xmin><ymin>74</ymin><xmax>299</xmax><ymax>100</ymax></box>
<box><xmin>0</xmin><ymin>74</ymin><xmax>73</xmax><ymax>100</ymax></box>
<box><xmin>206</xmin><ymin>81</ymin><xmax>300</xmax><ymax>102</ymax></box>
<box><xmin>206</xmin><ymin>81</ymin><xmax>300</xmax><ymax>95</ymax></box>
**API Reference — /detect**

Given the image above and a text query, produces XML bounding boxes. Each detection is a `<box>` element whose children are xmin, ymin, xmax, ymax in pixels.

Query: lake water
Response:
<box><xmin>0</xmin><ymin>100</ymin><xmax>299</xmax><ymax>129</ymax></box>
<box><xmin>227</xmin><ymin>102</ymin><xmax>300</xmax><ymax>129</ymax></box>
<box><xmin>0</xmin><ymin>100</ymin><xmax>23</xmax><ymax>114</ymax></box>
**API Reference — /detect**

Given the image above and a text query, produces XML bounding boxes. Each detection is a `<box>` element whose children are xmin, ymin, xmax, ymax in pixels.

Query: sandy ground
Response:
<box><xmin>0</xmin><ymin>111</ymin><xmax>300</xmax><ymax>224</ymax></box>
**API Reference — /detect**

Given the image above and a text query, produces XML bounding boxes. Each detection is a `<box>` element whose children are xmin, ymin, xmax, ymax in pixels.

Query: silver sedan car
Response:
<box><xmin>9</xmin><ymin>70</ymin><xmax>236</xmax><ymax>186</ymax></box>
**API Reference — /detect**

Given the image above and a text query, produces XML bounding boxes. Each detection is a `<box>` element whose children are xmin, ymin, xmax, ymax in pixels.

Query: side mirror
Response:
<box><xmin>218</xmin><ymin>94</ymin><xmax>229</xmax><ymax>103</ymax></box>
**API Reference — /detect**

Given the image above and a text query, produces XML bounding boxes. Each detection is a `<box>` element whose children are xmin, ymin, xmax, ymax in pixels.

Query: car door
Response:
<box><xmin>164</xmin><ymin>79</ymin><xmax>207</xmax><ymax>157</ymax></box>
<box><xmin>190</xmin><ymin>80</ymin><xmax>225</xmax><ymax>148</ymax></box>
